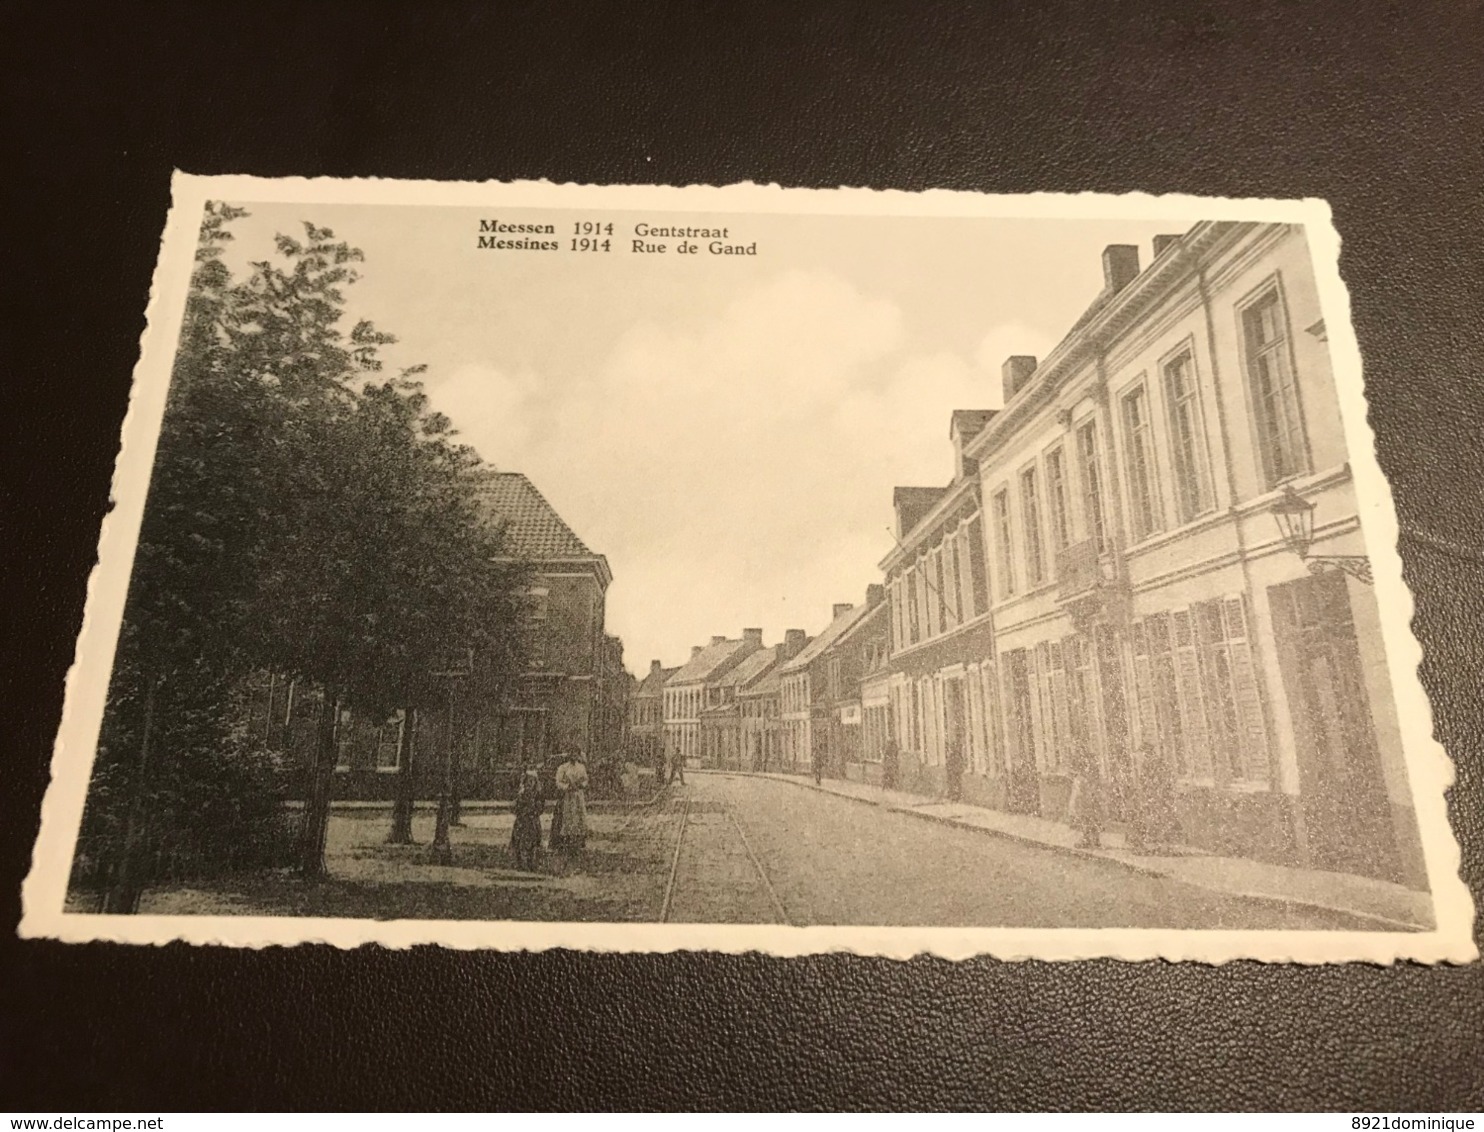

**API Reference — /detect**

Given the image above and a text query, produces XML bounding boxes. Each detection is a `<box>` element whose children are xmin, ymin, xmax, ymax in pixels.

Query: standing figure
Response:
<box><xmin>554</xmin><ymin>750</ymin><xmax>590</xmax><ymax>855</ymax></box>
<box><xmin>510</xmin><ymin>767</ymin><xmax>545</xmax><ymax>871</ymax></box>
<box><xmin>881</xmin><ymin>736</ymin><xmax>900</xmax><ymax>791</ymax></box>
<box><xmin>1068</xmin><ymin>734</ymin><xmax>1105</xmax><ymax>849</ymax></box>
<box><xmin>668</xmin><ymin>745</ymin><xmax>686</xmax><ymax>785</ymax></box>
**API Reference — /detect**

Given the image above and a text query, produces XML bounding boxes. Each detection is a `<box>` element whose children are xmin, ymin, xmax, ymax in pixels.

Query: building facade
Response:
<box><xmin>778</xmin><ymin>602</ymin><xmax>875</xmax><ymax>774</ymax></box>
<box><xmin>700</xmin><ymin>644</ymin><xmax>783</xmax><ymax>769</ymax></box>
<box><xmin>629</xmin><ymin>659</ymin><xmax>677</xmax><ymax>771</ymax></box>
<box><xmin>319</xmin><ymin>470</ymin><xmax>621</xmax><ymax>801</ymax></box>
<box><xmin>883</xmin><ymin>222</ymin><xmax>1424</xmax><ymax>886</ymax></box>
<box><xmin>815</xmin><ymin>589</ymin><xmax>890</xmax><ymax>786</ymax></box>
<box><xmin>664</xmin><ymin>631</ymin><xmax>762</xmax><ymax>767</ymax></box>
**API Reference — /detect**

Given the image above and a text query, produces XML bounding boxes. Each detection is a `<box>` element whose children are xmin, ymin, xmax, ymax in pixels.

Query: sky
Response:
<box><xmin>216</xmin><ymin>201</ymin><xmax>1193</xmax><ymax>675</ymax></box>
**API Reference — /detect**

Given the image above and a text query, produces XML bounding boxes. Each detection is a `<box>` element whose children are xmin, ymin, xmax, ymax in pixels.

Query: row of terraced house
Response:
<box><xmin>631</xmin><ymin>221</ymin><xmax>1425</xmax><ymax>889</ymax></box>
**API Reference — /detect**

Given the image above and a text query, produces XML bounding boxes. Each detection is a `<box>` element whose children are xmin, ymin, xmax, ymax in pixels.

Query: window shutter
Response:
<box><xmin>1171</xmin><ymin>609</ymin><xmax>1213</xmax><ymax>779</ymax></box>
<box><xmin>981</xmin><ymin>664</ymin><xmax>1001</xmax><ymax>776</ymax></box>
<box><xmin>1000</xmin><ymin>661</ymin><xmax>1020</xmax><ymax>777</ymax></box>
<box><xmin>1225</xmin><ymin>596</ymin><xmax>1270</xmax><ymax>781</ymax></box>
<box><xmin>1050</xmin><ymin>645</ymin><xmax>1072</xmax><ymax>776</ymax></box>
<box><xmin>1132</xmin><ymin>619</ymin><xmax>1158</xmax><ymax>755</ymax></box>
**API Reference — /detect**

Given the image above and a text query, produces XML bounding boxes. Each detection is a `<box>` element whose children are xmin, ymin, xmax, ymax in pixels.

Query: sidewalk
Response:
<box><xmin>729</xmin><ymin>770</ymin><xmax>1434</xmax><ymax>931</ymax></box>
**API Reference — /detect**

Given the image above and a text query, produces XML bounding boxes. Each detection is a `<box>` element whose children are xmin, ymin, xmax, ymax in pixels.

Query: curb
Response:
<box><xmin>712</xmin><ymin>770</ymin><xmax>1427</xmax><ymax>933</ymax></box>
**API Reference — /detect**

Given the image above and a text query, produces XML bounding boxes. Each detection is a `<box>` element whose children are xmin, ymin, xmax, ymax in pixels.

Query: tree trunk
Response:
<box><xmin>387</xmin><ymin>709</ymin><xmax>417</xmax><ymax>844</ymax></box>
<box><xmin>101</xmin><ymin>672</ymin><xmax>161</xmax><ymax>914</ymax></box>
<box><xmin>430</xmin><ymin>685</ymin><xmax>456</xmax><ymax>864</ymax></box>
<box><xmin>298</xmin><ymin>691</ymin><xmax>339</xmax><ymax>878</ymax></box>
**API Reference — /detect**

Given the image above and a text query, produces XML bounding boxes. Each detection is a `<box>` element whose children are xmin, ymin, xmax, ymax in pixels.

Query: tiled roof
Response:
<box><xmin>475</xmin><ymin>472</ymin><xmax>594</xmax><ymax>560</ymax></box>
<box><xmin>667</xmin><ymin>638</ymin><xmax>757</xmax><ymax>685</ymax></box>
<box><xmin>715</xmin><ymin>646</ymin><xmax>779</xmax><ymax>690</ymax></box>
<box><xmin>780</xmin><ymin>604</ymin><xmax>873</xmax><ymax>672</ymax></box>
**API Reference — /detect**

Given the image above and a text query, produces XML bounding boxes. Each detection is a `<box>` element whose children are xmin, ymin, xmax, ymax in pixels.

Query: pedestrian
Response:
<box><xmin>945</xmin><ymin>741</ymin><xmax>965</xmax><ymax>803</ymax></box>
<box><xmin>510</xmin><ymin>767</ymin><xmax>545</xmax><ymax>872</ymax></box>
<box><xmin>669</xmin><ymin>746</ymin><xmax>686</xmax><ymax>785</ymax></box>
<box><xmin>813</xmin><ymin>743</ymin><xmax>823</xmax><ymax>786</ymax></box>
<box><xmin>554</xmin><ymin>749</ymin><xmax>590</xmax><ymax>856</ymax></box>
<box><xmin>881</xmin><ymin>736</ymin><xmax>900</xmax><ymax>791</ymax></box>
<box><xmin>1069</xmin><ymin>735</ymin><xmax>1105</xmax><ymax>850</ymax></box>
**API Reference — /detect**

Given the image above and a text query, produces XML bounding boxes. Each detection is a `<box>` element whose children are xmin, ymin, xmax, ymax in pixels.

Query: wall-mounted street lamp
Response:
<box><xmin>1270</xmin><ymin>485</ymin><xmax>1373</xmax><ymax>585</ymax></box>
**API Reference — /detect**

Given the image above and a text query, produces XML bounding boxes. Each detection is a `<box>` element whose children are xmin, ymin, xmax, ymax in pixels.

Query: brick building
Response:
<box><xmin>881</xmin><ymin>222</ymin><xmax>1424</xmax><ymax>886</ymax></box>
<box><xmin>664</xmin><ymin>631</ymin><xmax>762</xmax><ymax>769</ymax></box>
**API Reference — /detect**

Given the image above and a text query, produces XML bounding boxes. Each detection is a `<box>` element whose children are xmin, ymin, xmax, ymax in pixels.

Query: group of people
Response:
<box><xmin>509</xmin><ymin>750</ymin><xmax>590</xmax><ymax>872</ymax></box>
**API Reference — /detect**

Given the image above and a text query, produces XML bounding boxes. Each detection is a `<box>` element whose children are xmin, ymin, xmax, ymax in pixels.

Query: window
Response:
<box><xmin>945</xmin><ymin>536</ymin><xmax>963</xmax><ymax>627</ymax></box>
<box><xmin>1194</xmin><ymin>597</ymin><xmax>1270</xmax><ymax>782</ymax></box>
<box><xmin>906</xmin><ymin>570</ymin><xmax>921</xmax><ymax>644</ymax></box>
<box><xmin>1020</xmin><ymin>465</ymin><xmax>1046</xmax><ymax>586</ymax></box>
<box><xmin>931</xmin><ymin>547</ymin><xmax>946</xmax><ymax>636</ymax></box>
<box><xmin>1045</xmin><ymin>446</ymin><xmax>1072</xmax><ymax>553</ymax></box>
<box><xmin>993</xmin><ymin>489</ymin><xmax>1015</xmax><ymax>597</ymax></box>
<box><xmin>1076</xmin><ymin>422</ymin><xmax>1108</xmax><ymax>554</ymax></box>
<box><xmin>1243</xmin><ymin>287</ymin><xmax>1309</xmax><ymax>485</ymax></box>
<box><xmin>1162</xmin><ymin>350</ymin><xmax>1213</xmax><ymax>522</ymax></box>
<box><xmin>1121</xmin><ymin>384</ymin><xmax>1163</xmax><ymax>541</ymax></box>
<box><xmin>967</xmin><ymin>515</ymin><xmax>990</xmax><ymax>612</ymax></box>
<box><xmin>526</xmin><ymin>588</ymin><xmax>550</xmax><ymax>667</ymax></box>
<box><xmin>375</xmin><ymin>713</ymin><xmax>404</xmax><ymax>770</ymax></box>
<box><xmin>955</xmin><ymin>527</ymin><xmax>976</xmax><ymax>621</ymax></box>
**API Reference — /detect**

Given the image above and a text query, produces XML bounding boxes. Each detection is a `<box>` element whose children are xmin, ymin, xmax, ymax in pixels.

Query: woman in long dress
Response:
<box><xmin>554</xmin><ymin>752</ymin><xmax>590</xmax><ymax>855</ymax></box>
<box><xmin>510</xmin><ymin>768</ymin><xmax>545</xmax><ymax>871</ymax></box>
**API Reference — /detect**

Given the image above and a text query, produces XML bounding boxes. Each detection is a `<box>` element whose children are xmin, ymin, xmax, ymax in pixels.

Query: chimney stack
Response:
<box><xmin>691</xmin><ymin>645</ymin><xmax>702</xmax><ymax>659</ymax></box>
<box><xmin>1102</xmin><ymin>244</ymin><xmax>1140</xmax><ymax>293</ymax></box>
<box><xmin>1002</xmin><ymin>355</ymin><xmax>1038</xmax><ymax>401</ymax></box>
<box><xmin>650</xmin><ymin>659</ymin><xmax>663</xmax><ymax>675</ymax></box>
<box><xmin>1152</xmin><ymin>233</ymin><xmax>1181</xmax><ymax>259</ymax></box>
<box><xmin>743</xmin><ymin>627</ymin><xmax>763</xmax><ymax>647</ymax></box>
<box><xmin>784</xmin><ymin>629</ymin><xmax>807</xmax><ymax>657</ymax></box>
<box><xmin>833</xmin><ymin>602</ymin><xmax>854</xmax><ymax>621</ymax></box>
<box><xmin>866</xmin><ymin>583</ymin><xmax>885</xmax><ymax>607</ymax></box>
<box><xmin>710</xmin><ymin>634</ymin><xmax>727</xmax><ymax>647</ymax></box>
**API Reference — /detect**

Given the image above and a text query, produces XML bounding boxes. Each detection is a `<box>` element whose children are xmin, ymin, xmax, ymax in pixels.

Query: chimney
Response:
<box><xmin>710</xmin><ymin>635</ymin><xmax>727</xmax><ymax>647</ymax></box>
<box><xmin>1102</xmin><ymin>244</ymin><xmax>1140</xmax><ymax>293</ymax></box>
<box><xmin>743</xmin><ymin>627</ymin><xmax>763</xmax><ymax>647</ymax></box>
<box><xmin>691</xmin><ymin>645</ymin><xmax>702</xmax><ymax>659</ymax></box>
<box><xmin>866</xmin><ymin>583</ymin><xmax>885</xmax><ymax>607</ymax></box>
<box><xmin>784</xmin><ymin>629</ymin><xmax>807</xmax><ymax>657</ymax></box>
<box><xmin>1002</xmin><ymin>355</ymin><xmax>1038</xmax><ymax>401</ymax></box>
<box><xmin>650</xmin><ymin>659</ymin><xmax>663</xmax><ymax>675</ymax></box>
<box><xmin>1152</xmin><ymin>233</ymin><xmax>1181</xmax><ymax>259</ymax></box>
<box><xmin>833</xmin><ymin>602</ymin><xmax>854</xmax><ymax>621</ymax></box>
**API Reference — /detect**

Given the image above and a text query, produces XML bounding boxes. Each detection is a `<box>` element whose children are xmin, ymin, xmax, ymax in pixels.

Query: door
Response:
<box><xmin>943</xmin><ymin>678</ymin><xmax>967</xmax><ymax>801</ymax></box>
<box><xmin>1270</xmin><ymin>572</ymin><xmax>1399</xmax><ymax>880</ymax></box>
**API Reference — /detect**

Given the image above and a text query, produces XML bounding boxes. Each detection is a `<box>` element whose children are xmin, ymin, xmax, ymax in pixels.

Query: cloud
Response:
<box><xmin>428</xmin><ymin>270</ymin><xmax>1039</xmax><ymax>671</ymax></box>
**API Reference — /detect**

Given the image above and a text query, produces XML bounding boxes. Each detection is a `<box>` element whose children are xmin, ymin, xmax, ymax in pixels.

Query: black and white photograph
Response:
<box><xmin>19</xmin><ymin>175</ymin><xmax>1474</xmax><ymax>961</ymax></box>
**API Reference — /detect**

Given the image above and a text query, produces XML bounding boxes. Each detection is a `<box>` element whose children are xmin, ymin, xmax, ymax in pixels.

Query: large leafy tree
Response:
<box><xmin>81</xmin><ymin>207</ymin><xmax>529</xmax><ymax>903</ymax></box>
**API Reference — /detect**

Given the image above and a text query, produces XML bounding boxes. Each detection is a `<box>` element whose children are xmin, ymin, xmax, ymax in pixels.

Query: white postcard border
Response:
<box><xmin>18</xmin><ymin>173</ymin><xmax>1478</xmax><ymax>963</ymax></box>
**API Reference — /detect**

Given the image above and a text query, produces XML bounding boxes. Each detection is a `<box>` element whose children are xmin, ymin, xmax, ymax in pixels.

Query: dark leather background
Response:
<box><xmin>4</xmin><ymin>0</ymin><xmax>1482</xmax><ymax>1111</ymax></box>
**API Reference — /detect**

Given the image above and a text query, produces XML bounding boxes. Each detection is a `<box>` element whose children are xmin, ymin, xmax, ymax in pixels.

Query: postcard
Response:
<box><xmin>19</xmin><ymin>174</ymin><xmax>1475</xmax><ymax>961</ymax></box>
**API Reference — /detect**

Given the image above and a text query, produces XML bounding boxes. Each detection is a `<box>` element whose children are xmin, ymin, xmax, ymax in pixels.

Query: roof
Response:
<box><xmin>831</xmin><ymin>600</ymin><xmax>888</xmax><ymax>650</ymax></box>
<box><xmin>715</xmin><ymin>646</ymin><xmax>779</xmax><ymax>690</ymax></box>
<box><xmin>949</xmin><ymin>409</ymin><xmax>996</xmax><ymax>438</ymax></box>
<box><xmin>634</xmin><ymin>665</ymin><xmax>679</xmax><ymax>697</ymax></box>
<box><xmin>667</xmin><ymin>638</ymin><xmax>757</xmax><ymax>685</ymax></box>
<box><xmin>475</xmin><ymin>472</ymin><xmax>596</xmax><ymax>560</ymax></box>
<box><xmin>780</xmin><ymin>604</ymin><xmax>873</xmax><ymax>673</ymax></box>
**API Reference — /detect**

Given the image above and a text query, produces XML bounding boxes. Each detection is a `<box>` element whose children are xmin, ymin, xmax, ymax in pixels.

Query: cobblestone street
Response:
<box><xmin>132</xmin><ymin>774</ymin><xmax>1377</xmax><ymax>929</ymax></box>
